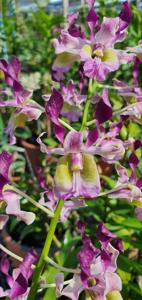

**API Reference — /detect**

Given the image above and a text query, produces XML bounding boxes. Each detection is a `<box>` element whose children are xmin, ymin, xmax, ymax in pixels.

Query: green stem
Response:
<box><xmin>27</xmin><ymin>199</ymin><xmax>64</xmax><ymax>300</ymax></box>
<box><xmin>80</xmin><ymin>79</ymin><xmax>93</xmax><ymax>131</ymax></box>
<box><xmin>58</xmin><ymin>118</ymin><xmax>75</xmax><ymax>131</ymax></box>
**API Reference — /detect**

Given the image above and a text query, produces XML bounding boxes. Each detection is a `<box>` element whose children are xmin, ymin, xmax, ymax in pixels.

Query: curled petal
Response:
<box><xmin>3</xmin><ymin>190</ymin><xmax>35</xmax><ymax>225</ymax></box>
<box><xmin>96</xmin><ymin>223</ymin><xmax>116</xmax><ymax>249</ymax></box>
<box><xmin>94</xmin><ymin>138</ymin><xmax>125</xmax><ymax>163</ymax></box>
<box><xmin>37</xmin><ymin>132</ymin><xmax>64</xmax><ymax>155</ymax></box>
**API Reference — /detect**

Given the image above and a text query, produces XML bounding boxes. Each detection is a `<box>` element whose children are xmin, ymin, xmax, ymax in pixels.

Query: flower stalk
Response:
<box><xmin>27</xmin><ymin>199</ymin><xmax>64</xmax><ymax>300</ymax></box>
<box><xmin>80</xmin><ymin>79</ymin><xmax>93</xmax><ymax>131</ymax></box>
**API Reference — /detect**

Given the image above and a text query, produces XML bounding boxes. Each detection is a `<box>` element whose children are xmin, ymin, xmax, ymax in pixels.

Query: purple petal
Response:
<box><xmin>94</xmin><ymin>138</ymin><xmax>125</xmax><ymax>163</ymax></box>
<box><xmin>11</xmin><ymin>56</ymin><xmax>21</xmax><ymax>78</ymax></box>
<box><xmin>78</xmin><ymin>235</ymin><xmax>97</xmax><ymax>276</ymax></box>
<box><xmin>136</xmin><ymin>176</ymin><xmax>142</xmax><ymax>188</ymax></box>
<box><xmin>46</xmin><ymin>88</ymin><xmax>63</xmax><ymax>124</ymax></box>
<box><xmin>87</xmin><ymin>8</ymin><xmax>98</xmax><ymax>41</ymax></box>
<box><xmin>10</xmin><ymin>273</ymin><xmax>28</xmax><ymax>300</ymax></box>
<box><xmin>94</xmin><ymin>17</ymin><xmax>120</xmax><ymax>47</ymax></box>
<box><xmin>0</xmin><ymin>151</ymin><xmax>12</xmax><ymax>196</ymax></box>
<box><xmin>64</xmin><ymin>131</ymin><xmax>83</xmax><ymax>153</ymax></box>
<box><xmin>54</xmin><ymin>124</ymin><xmax>65</xmax><ymax>144</ymax></box>
<box><xmin>112</xmin><ymin>238</ymin><xmax>124</xmax><ymax>253</ymax></box>
<box><xmin>11</xmin><ymin>249</ymin><xmax>37</xmax><ymax>299</ymax></box>
<box><xmin>95</xmin><ymin>89</ymin><xmax>112</xmax><ymax>124</ymax></box>
<box><xmin>129</xmin><ymin>152</ymin><xmax>139</xmax><ymax>168</ymax></box>
<box><xmin>0</xmin><ymin>256</ymin><xmax>10</xmax><ymax>275</ymax></box>
<box><xmin>46</xmin><ymin>88</ymin><xmax>65</xmax><ymax>142</ymax></box>
<box><xmin>19</xmin><ymin>249</ymin><xmax>37</xmax><ymax>279</ymax></box>
<box><xmin>86</xmin><ymin>127</ymin><xmax>99</xmax><ymax>147</ymax></box>
<box><xmin>96</xmin><ymin>223</ymin><xmax>116</xmax><ymax>249</ymax></box>
<box><xmin>119</xmin><ymin>1</ymin><xmax>131</xmax><ymax>31</ymax></box>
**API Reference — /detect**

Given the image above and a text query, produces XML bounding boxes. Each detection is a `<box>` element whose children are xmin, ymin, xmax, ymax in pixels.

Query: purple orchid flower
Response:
<box><xmin>37</xmin><ymin>130</ymin><xmax>101</xmax><ymax>199</ymax></box>
<box><xmin>0</xmin><ymin>57</ymin><xmax>44</xmax><ymax>144</ymax></box>
<box><xmin>0</xmin><ymin>151</ymin><xmax>35</xmax><ymax>225</ymax></box>
<box><xmin>56</xmin><ymin>224</ymin><xmax>123</xmax><ymax>300</ymax></box>
<box><xmin>107</xmin><ymin>163</ymin><xmax>142</xmax><ymax>204</ymax></box>
<box><xmin>52</xmin><ymin>1</ymin><xmax>133</xmax><ymax>81</ymax></box>
<box><xmin>39</xmin><ymin>189</ymin><xmax>86</xmax><ymax>221</ymax></box>
<box><xmin>0</xmin><ymin>249</ymin><xmax>37</xmax><ymax>300</ymax></box>
<box><xmin>37</xmin><ymin>128</ymin><xmax>126</xmax><ymax>199</ymax></box>
<box><xmin>0</xmin><ymin>91</ymin><xmax>44</xmax><ymax>145</ymax></box>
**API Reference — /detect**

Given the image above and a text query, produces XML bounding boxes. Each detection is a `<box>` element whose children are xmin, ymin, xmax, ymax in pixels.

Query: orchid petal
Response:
<box><xmin>79</xmin><ymin>153</ymin><xmax>101</xmax><ymax>198</ymax></box>
<box><xmin>3</xmin><ymin>190</ymin><xmax>35</xmax><ymax>225</ymax></box>
<box><xmin>0</xmin><ymin>151</ymin><xmax>12</xmax><ymax>196</ymax></box>
<box><xmin>64</xmin><ymin>131</ymin><xmax>83</xmax><ymax>153</ymax></box>
<box><xmin>54</xmin><ymin>155</ymin><xmax>73</xmax><ymax>199</ymax></box>
<box><xmin>61</xmin><ymin>274</ymin><xmax>84</xmax><ymax>300</ymax></box>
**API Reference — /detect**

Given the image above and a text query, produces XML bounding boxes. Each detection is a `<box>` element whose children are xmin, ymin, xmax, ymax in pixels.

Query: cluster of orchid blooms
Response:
<box><xmin>1</xmin><ymin>0</ymin><xmax>142</xmax><ymax>299</ymax></box>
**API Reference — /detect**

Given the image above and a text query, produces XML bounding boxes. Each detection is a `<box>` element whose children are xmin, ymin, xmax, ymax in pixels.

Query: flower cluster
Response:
<box><xmin>0</xmin><ymin>0</ymin><xmax>142</xmax><ymax>299</ymax></box>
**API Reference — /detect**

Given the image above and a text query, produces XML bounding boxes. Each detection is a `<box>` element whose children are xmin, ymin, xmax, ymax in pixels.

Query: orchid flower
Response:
<box><xmin>0</xmin><ymin>249</ymin><xmax>37</xmax><ymax>300</ymax></box>
<box><xmin>56</xmin><ymin>224</ymin><xmax>123</xmax><ymax>300</ymax></box>
<box><xmin>0</xmin><ymin>57</ymin><xmax>44</xmax><ymax>144</ymax></box>
<box><xmin>37</xmin><ymin>128</ymin><xmax>126</xmax><ymax>199</ymax></box>
<box><xmin>52</xmin><ymin>1</ymin><xmax>133</xmax><ymax>81</ymax></box>
<box><xmin>39</xmin><ymin>189</ymin><xmax>86</xmax><ymax>221</ymax></box>
<box><xmin>0</xmin><ymin>151</ymin><xmax>35</xmax><ymax>225</ymax></box>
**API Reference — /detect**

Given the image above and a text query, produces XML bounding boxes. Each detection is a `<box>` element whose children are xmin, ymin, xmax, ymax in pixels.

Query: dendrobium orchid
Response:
<box><xmin>38</xmin><ymin>130</ymin><xmax>101</xmax><ymax>199</ymax></box>
<box><xmin>56</xmin><ymin>223</ymin><xmax>123</xmax><ymax>300</ymax></box>
<box><xmin>0</xmin><ymin>58</ymin><xmax>44</xmax><ymax>144</ymax></box>
<box><xmin>52</xmin><ymin>1</ymin><xmax>133</xmax><ymax>81</ymax></box>
<box><xmin>0</xmin><ymin>249</ymin><xmax>37</xmax><ymax>299</ymax></box>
